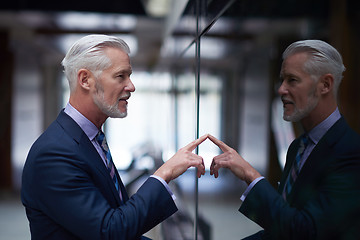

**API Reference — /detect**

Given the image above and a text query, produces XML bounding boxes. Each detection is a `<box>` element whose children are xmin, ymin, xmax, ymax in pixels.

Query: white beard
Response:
<box><xmin>283</xmin><ymin>88</ymin><xmax>319</xmax><ymax>122</ymax></box>
<box><xmin>93</xmin><ymin>81</ymin><xmax>128</xmax><ymax>118</ymax></box>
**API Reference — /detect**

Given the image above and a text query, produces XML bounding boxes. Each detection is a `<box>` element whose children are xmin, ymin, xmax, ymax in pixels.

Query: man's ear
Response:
<box><xmin>77</xmin><ymin>69</ymin><xmax>92</xmax><ymax>90</ymax></box>
<box><xmin>319</xmin><ymin>74</ymin><xmax>334</xmax><ymax>95</ymax></box>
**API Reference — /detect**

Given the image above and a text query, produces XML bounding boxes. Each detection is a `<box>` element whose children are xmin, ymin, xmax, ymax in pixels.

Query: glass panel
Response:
<box><xmin>166</xmin><ymin>1</ymin><xmax>243</xmax><ymax>239</ymax></box>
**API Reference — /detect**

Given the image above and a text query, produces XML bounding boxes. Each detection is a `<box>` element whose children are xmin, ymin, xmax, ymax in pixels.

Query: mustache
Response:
<box><xmin>120</xmin><ymin>93</ymin><xmax>131</xmax><ymax>100</ymax></box>
<box><xmin>281</xmin><ymin>96</ymin><xmax>293</xmax><ymax>103</ymax></box>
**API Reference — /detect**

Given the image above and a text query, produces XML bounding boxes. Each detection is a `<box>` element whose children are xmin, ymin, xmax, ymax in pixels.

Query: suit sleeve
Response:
<box><xmin>240</xmin><ymin>154</ymin><xmax>360</xmax><ymax>240</ymax></box>
<box><xmin>239</xmin><ymin>179</ymin><xmax>315</xmax><ymax>239</ymax></box>
<box><xmin>22</xmin><ymin>136</ymin><xmax>177</xmax><ymax>240</ymax></box>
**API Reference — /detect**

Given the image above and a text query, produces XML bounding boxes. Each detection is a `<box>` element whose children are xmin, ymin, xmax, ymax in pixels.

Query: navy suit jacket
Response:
<box><xmin>21</xmin><ymin>110</ymin><xmax>177</xmax><ymax>240</ymax></box>
<box><xmin>240</xmin><ymin>117</ymin><xmax>360</xmax><ymax>240</ymax></box>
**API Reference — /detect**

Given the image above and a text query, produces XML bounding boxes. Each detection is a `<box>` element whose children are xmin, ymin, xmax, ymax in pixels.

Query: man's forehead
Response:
<box><xmin>114</xmin><ymin>65</ymin><xmax>132</xmax><ymax>73</ymax></box>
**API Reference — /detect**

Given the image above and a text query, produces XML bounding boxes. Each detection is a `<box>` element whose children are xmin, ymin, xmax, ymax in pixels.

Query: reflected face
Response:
<box><xmin>278</xmin><ymin>52</ymin><xmax>320</xmax><ymax>122</ymax></box>
<box><xmin>92</xmin><ymin>47</ymin><xmax>135</xmax><ymax>118</ymax></box>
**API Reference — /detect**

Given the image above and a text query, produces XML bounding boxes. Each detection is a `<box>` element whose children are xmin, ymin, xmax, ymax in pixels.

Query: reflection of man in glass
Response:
<box><xmin>209</xmin><ymin>40</ymin><xmax>360</xmax><ymax>239</ymax></box>
<box><xmin>21</xmin><ymin>34</ymin><xmax>207</xmax><ymax>240</ymax></box>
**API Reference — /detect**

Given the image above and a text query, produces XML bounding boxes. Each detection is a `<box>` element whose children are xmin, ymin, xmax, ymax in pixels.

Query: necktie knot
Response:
<box><xmin>298</xmin><ymin>134</ymin><xmax>309</xmax><ymax>155</ymax></box>
<box><xmin>96</xmin><ymin>131</ymin><xmax>109</xmax><ymax>152</ymax></box>
<box><xmin>96</xmin><ymin>131</ymin><xmax>105</xmax><ymax>142</ymax></box>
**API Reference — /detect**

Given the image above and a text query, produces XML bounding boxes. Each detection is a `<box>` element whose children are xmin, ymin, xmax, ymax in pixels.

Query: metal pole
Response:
<box><xmin>194</xmin><ymin>0</ymin><xmax>201</xmax><ymax>239</ymax></box>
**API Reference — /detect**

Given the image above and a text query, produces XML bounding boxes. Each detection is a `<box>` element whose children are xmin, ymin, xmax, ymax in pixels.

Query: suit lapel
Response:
<box><xmin>56</xmin><ymin>110</ymin><xmax>125</xmax><ymax>205</ymax></box>
<box><xmin>80</xmin><ymin>136</ymin><xmax>125</xmax><ymax>203</ymax></box>
<box><xmin>284</xmin><ymin>117</ymin><xmax>347</xmax><ymax>202</ymax></box>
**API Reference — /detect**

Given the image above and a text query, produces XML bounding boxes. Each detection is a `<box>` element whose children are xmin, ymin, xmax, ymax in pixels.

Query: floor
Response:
<box><xmin>0</xmin><ymin>192</ymin><xmax>31</xmax><ymax>240</ymax></box>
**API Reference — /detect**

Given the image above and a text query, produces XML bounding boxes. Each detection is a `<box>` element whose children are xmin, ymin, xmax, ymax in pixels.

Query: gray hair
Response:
<box><xmin>282</xmin><ymin>40</ymin><xmax>345</xmax><ymax>94</ymax></box>
<box><xmin>61</xmin><ymin>34</ymin><xmax>130</xmax><ymax>92</ymax></box>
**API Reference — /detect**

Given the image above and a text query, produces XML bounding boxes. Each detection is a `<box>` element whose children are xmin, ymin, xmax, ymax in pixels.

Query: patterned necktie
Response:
<box><xmin>283</xmin><ymin>135</ymin><xmax>309</xmax><ymax>200</ymax></box>
<box><xmin>96</xmin><ymin>131</ymin><xmax>122</xmax><ymax>200</ymax></box>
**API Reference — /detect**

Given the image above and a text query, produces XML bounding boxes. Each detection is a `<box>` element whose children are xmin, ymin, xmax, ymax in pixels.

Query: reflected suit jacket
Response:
<box><xmin>240</xmin><ymin>116</ymin><xmax>360</xmax><ymax>240</ymax></box>
<box><xmin>21</xmin><ymin>110</ymin><xmax>177</xmax><ymax>240</ymax></box>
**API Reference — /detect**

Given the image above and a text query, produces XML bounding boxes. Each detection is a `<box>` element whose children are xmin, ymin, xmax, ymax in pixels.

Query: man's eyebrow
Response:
<box><xmin>280</xmin><ymin>72</ymin><xmax>297</xmax><ymax>79</ymax></box>
<box><xmin>115</xmin><ymin>68</ymin><xmax>132</xmax><ymax>75</ymax></box>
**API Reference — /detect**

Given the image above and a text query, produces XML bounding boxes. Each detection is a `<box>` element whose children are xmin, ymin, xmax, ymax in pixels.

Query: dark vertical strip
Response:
<box><xmin>194</xmin><ymin>0</ymin><xmax>201</xmax><ymax>239</ymax></box>
<box><xmin>172</xmin><ymin>72</ymin><xmax>179</xmax><ymax>151</ymax></box>
<box><xmin>0</xmin><ymin>31</ymin><xmax>13</xmax><ymax>190</ymax></box>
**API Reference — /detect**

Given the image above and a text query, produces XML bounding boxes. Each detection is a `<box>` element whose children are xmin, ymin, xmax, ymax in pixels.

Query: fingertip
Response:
<box><xmin>200</xmin><ymin>134</ymin><xmax>207</xmax><ymax>142</ymax></box>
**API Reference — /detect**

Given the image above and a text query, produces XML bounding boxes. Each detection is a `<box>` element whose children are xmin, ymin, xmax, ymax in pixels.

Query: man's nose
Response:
<box><xmin>126</xmin><ymin>79</ymin><xmax>135</xmax><ymax>92</ymax></box>
<box><xmin>277</xmin><ymin>81</ymin><xmax>287</xmax><ymax>96</ymax></box>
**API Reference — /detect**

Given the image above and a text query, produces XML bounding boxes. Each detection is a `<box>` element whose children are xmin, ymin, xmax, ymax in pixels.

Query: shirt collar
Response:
<box><xmin>64</xmin><ymin>102</ymin><xmax>100</xmax><ymax>141</ymax></box>
<box><xmin>307</xmin><ymin>108</ymin><xmax>341</xmax><ymax>145</ymax></box>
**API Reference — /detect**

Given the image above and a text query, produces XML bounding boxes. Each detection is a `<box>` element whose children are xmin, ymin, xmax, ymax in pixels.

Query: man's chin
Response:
<box><xmin>283</xmin><ymin>110</ymin><xmax>293</xmax><ymax>121</ymax></box>
<box><xmin>104</xmin><ymin>108</ymin><xmax>127</xmax><ymax>118</ymax></box>
<box><xmin>110</xmin><ymin>112</ymin><xmax>127</xmax><ymax>118</ymax></box>
<box><xmin>283</xmin><ymin>113</ymin><xmax>302</xmax><ymax>122</ymax></box>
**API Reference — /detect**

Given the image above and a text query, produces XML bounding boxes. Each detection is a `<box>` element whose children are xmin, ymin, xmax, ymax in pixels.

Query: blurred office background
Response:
<box><xmin>0</xmin><ymin>0</ymin><xmax>359</xmax><ymax>239</ymax></box>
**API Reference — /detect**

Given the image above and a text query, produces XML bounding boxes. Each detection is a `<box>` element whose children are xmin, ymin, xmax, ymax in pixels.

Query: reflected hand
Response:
<box><xmin>154</xmin><ymin>134</ymin><xmax>208</xmax><ymax>183</ymax></box>
<box><xmin>208</xmin><ymin>134</ymin><xmax>261</xmax><ymax>185</ymax></box>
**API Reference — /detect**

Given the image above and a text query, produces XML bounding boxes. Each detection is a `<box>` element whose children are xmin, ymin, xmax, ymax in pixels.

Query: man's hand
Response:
<box><xmin>154</xmin><ymin>134</ymin><xmax>208</xmax><ymax>183</ymax></box>
<box><xmin>208</xmin><ymin>134</ymin><xmax>261</xmax><ymax>185</ymax></box>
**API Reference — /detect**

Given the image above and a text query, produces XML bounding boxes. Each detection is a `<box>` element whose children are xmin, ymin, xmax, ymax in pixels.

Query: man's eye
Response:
<box><xmin>288</xmin><ymin>78</ymin><xmax>297</xmax><ymax>83</ymax></box>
